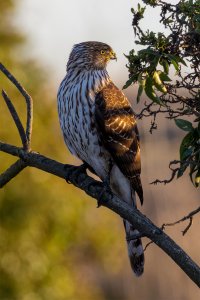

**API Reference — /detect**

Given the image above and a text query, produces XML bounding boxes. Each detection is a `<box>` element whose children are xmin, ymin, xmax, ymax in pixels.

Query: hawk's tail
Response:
<box><xmin>123</xmin><ymin>180</ymin><xmax>144</xmax><ymax>276</ymax></box>
<box><xmin>123</xmin><ymin>220</ymin><xmax>144</xmax><ymax>276</ymax></box>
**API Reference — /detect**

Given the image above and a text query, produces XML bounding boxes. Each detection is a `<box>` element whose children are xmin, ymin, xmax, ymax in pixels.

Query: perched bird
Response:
<box><xmin>57</xmin><ymin>41</ymin><xmax>144</xmax><ymax>276</ymax></box>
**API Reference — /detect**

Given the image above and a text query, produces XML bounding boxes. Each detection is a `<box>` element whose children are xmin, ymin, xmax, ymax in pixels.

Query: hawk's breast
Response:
<box><xmin>57</xmin><ymin>69</ymin><xmax>111</xmax><ymax>179</ymax></box>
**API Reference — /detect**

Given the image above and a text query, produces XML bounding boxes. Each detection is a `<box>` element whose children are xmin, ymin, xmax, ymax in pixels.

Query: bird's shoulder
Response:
<box><xmin>95</xmin><ymin>81</ymin><xmax>138</xmax><ymax>141</ymax></box>
<box><xmin>96</xmin><ymin>81</ymin><xmax>131</xmax><ymax>109</ymax></box>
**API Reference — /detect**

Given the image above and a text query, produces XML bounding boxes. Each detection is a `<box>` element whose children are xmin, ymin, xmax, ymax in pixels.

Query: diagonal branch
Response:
<box><xmin>0</xmin><ymin>159</ymin><xmax>27</xmax><ymax>188</ymax></box>
<box><xmin>0</xmin><ymin>140</ymin><xmax>200</xmax><ymax>287</ymax></box>
<box><xmin>0</xmin><ymin>63</ymin><xmax>33</xmax><ymax>149</ymax></box>
<box><xmin>2</xmin><ymin>90</ymin><xmax>28</xmax><ymax>149</ymax></box>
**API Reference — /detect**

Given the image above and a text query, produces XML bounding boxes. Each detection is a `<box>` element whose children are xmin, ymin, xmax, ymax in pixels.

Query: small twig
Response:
<box><xmin>2</xmin><ymin>90</ymin><xmax>28</xmax><ymax>149</ymax></box>
<box><xmin>150</xmin><ymin>160</ymin><xmax>181</xmax><ymax>185</ymax></box>
<box><xmin>182</xmin><ymin>217</ymin><xmax>193</xmax><ymax>236</ymax></box>
<box><xmin>150</xmin><ymin>168</ymin><xmax>179</xmax><ymax>185</ymax></box>
<box><xmin>161</xmin><ymin>206</ymin><xmax>200</xmax><ymax>235</ymax></box>
<box><xmin>0</xmin><ymin>63</ymin><xmax>33</xmax><ymax>149</ymax></box>
<box><xmin>144</xmin><ymin>240</ymin><xmax>153</xmax><ymax>252</ymax></box>
<box><xmin>144</xmin><ymin>206</ymin><xmax>200</xmax><ymax>251</ymax></box>
<box><xmin>0</xmin><ymin>159</ymin><xmax>27</xmax><ymax>188</ymax></box>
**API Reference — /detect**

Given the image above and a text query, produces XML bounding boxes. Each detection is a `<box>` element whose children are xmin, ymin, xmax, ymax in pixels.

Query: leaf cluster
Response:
<box><xmin>124</xmin><ymin>0</ymin><xmax>200</xmax><ymax>186</ymax></box>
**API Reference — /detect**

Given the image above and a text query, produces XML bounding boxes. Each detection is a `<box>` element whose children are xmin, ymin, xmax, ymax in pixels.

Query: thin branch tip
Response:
<box><xmin>161</xmin><ymin>206</ymin><xmax>200</xmax><ymax>235</ymax></box>
<box><xmin>0</xmin><ymin>63</ymin><xmax>33</xmax><ymax>149</ymax></box>
<box><xmin>1</xmin><ymin>88</ymin><xmax>28</xmax><ymax>149</ymax></box>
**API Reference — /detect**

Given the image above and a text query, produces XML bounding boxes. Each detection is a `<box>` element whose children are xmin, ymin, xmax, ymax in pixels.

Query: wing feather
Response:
<box><xmin>95</xmin><ymin>82</ymin><xmax>143</xmax><ymax>204</ymax></box>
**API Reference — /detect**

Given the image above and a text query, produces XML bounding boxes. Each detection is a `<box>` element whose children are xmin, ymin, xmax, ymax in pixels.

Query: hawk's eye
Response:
<box><xmin>101</xmin><ymin>50</ymin><xmax>105</xmax><ymax>55</ymax></box>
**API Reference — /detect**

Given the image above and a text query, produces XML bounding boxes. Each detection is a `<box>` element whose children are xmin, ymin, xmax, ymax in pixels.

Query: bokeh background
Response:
<box><xmin>0</xmin><ymin>1</ymin><xmax>199</xmax><ymax>299</ymax></box>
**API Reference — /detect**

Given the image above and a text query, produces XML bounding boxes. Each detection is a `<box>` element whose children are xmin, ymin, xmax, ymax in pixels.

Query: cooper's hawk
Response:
<box><xmin>57</xmin><ymin>41</ymin><xmax>144</xmax><ymax>276</ymax></box>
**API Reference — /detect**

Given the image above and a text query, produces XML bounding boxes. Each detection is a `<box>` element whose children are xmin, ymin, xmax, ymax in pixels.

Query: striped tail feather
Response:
<box><xmin>123</xmin><ymin>220</ymin><xmax>144</xmax><ymax>276</ymax></box>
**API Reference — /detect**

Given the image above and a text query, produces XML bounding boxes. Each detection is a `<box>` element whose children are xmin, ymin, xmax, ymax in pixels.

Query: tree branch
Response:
<box><xmin>0</xmin><ymin>63</ymin><xmax>33</xmax><ymax>149</ymax></box>
<box><xmin>0</xmin><ymin>141</ymin><xmax>200</xmax><ymax>287</ymax></box>
<box><xmin>2</xmin><ymin>90</ymin><xmax>28</xmax><ymax>149</ymax></box>
<box><xmin>0</xmin><ymin>159</ymin><xmax>27</xmax><ymax>187</ymax></box>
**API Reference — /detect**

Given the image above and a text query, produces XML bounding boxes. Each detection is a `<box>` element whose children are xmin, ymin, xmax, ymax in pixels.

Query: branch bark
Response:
<box><xmin>2</xmin><ymin>90</ymin><xmax>28</xmax><ymax>148</ymax></box>
<box><xmin>0</xmin><ymin>141</ymin><xmax>200</xmax><ymax>287</ymax></box>
<box><xmin>0</xmin><ymin>63</ymin><xmax>33</xmax><ymax>150</ymax></box>
<box><xmin>0</xmin><ymin>158</ymin><xmax>27</xmax><ymax>187</ymax></box>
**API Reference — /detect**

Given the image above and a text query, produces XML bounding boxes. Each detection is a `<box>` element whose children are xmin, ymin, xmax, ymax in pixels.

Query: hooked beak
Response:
<box><xmin>110</xmin><ymin>51</ymin><xmax>117</xmax><ymax>61</ymax></box>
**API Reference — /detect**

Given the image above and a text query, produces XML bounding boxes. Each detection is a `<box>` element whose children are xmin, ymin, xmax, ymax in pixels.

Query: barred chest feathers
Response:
<box><xmin>57</xmin><ymin>69</ymin><xmax>111</xmax><ymax>179</ymax></box>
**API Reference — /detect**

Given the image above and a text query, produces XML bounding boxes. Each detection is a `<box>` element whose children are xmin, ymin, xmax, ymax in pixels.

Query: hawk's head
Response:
<box><xmin>67</xmin><ymin>41</ymin><xmax>117</xmax><ymax>71</ymax></box>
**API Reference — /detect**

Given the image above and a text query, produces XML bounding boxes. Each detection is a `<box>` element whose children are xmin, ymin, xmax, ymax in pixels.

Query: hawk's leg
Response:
<box><xmin>97</xmin><ymin>159</ymin><xmax>113</xmax><ymax>207</ymax></box>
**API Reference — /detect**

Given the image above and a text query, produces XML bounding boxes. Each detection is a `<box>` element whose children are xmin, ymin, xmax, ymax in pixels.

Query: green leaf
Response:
<box><xmin>179</xmin><ymin>131</ymin><xmax>194</xmax><ymax>161</ymax></box>
<box><xmin>139</xmin><ymin>48</ymin><xmax>159</xmax><ymax>57</ymax></box>
<box><xmin>171</xmin><ymin>59</ymin><xmax>179</xmax><ymax>71</ymax></box>
<box><xmin>175</xmin><ymin>56</ymin><xmax>187</xmax><ymax>67</ymax></box>
<box><xmin>137</xmin><ymin>73</ymin><xmax>146</xmax><ymax>103</ymax></box>
<box><xmin>181</xmin><ymin>148</ymin><xmax>193</xmax><ymax>161</ymax></box>
<box><xmin>137</xmin><ymin>85</ymin><xmax>144</xmax><ymax>103</ymax></box>
<box><xmin>123</xmin><ymin>77</ymin><xmax>133</xmax><ymax>89</ymax></box>
<box><xmin>195</xmin><ymin>169</ymin><xmax>200</xmax><ymax>187</ymax></box>
<box><xmin>144</xmin><ymin>76</ymin><xmax>165</xmax><ymax>106</ymax></box>
<box><xmin>177</xmin><ymin>162</ymin><xmax>188</xmax><ymax>178</ymax></box>
<box><xmin>158</xmin><ymin>71</ymin><xmax>172</xmax><ymax>82</ymax></box>
<box><xmin>166</xmin><ymin>54</ymin><xmax>180</xmax><ymax>72</ymax></box>
<box><xmin>153</xmin><ymin>71</ymin><xmax>167</xmax><ymax>93</ymax></box>
<box><xmin>175</xmin><ymin>119</ymin><xmax>194</xmax><ymax>131</ymax></box>
<box><xmin>161</xmin><ymin>59</ymin><xmax>169</xmax><ymax>74</ymax></box>
<box><xmin>189</xmin><ymin>163</ymin><xmax>196</xmax><ymax>184</ymax></box>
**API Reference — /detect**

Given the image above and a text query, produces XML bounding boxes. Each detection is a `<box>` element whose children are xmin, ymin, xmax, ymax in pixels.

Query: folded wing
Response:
<box><xmin>95</xmin><ymin>82</ymin><xmax>143</xmax><ymax>205</ymax></box>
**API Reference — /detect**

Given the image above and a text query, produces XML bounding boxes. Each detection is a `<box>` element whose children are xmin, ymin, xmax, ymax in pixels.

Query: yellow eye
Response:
<box><xmin>101</xmin><ymin>50</ymin><xmax>105</xmax><ymax>55</ymax></box>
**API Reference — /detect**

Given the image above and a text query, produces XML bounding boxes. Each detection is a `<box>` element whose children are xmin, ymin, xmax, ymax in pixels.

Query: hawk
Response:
<box><xmin>57</xmin><ymin>41</ymin><xmax>144</xmax><ymax>276</ymax></box>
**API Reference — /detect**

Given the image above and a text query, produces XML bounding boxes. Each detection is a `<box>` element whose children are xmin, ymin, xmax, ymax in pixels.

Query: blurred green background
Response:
<box><xmin>0</xmin><ymin>1</ymin><xmax>199</xmax><ymax>300</ymax></box>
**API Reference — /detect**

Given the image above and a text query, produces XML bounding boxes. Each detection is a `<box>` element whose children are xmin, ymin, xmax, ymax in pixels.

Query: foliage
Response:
<box><xmin>124</xmin><ymin>0</ymin><xmax>200</xmax><ymax>187</ymax></box>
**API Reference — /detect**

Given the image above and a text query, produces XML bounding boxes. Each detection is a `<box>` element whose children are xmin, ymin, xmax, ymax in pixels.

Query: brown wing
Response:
<box><xmin>95</xmin><ymin>82</ymin><xmax>143</xmax><ymax>205</ymax></box>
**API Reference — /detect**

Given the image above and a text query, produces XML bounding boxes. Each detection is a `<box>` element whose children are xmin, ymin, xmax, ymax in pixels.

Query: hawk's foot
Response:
<box><xmin>65</xmin><ymin>163</ymin><xmax>88</xmax><ymax>184</ymax></box>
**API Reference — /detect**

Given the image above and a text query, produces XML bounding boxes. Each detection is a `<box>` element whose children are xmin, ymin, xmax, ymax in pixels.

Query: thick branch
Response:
<box><xmin>0</xmin><ymin>141</ymin><xmax>200</xmax><ymax>287</ymax></box>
